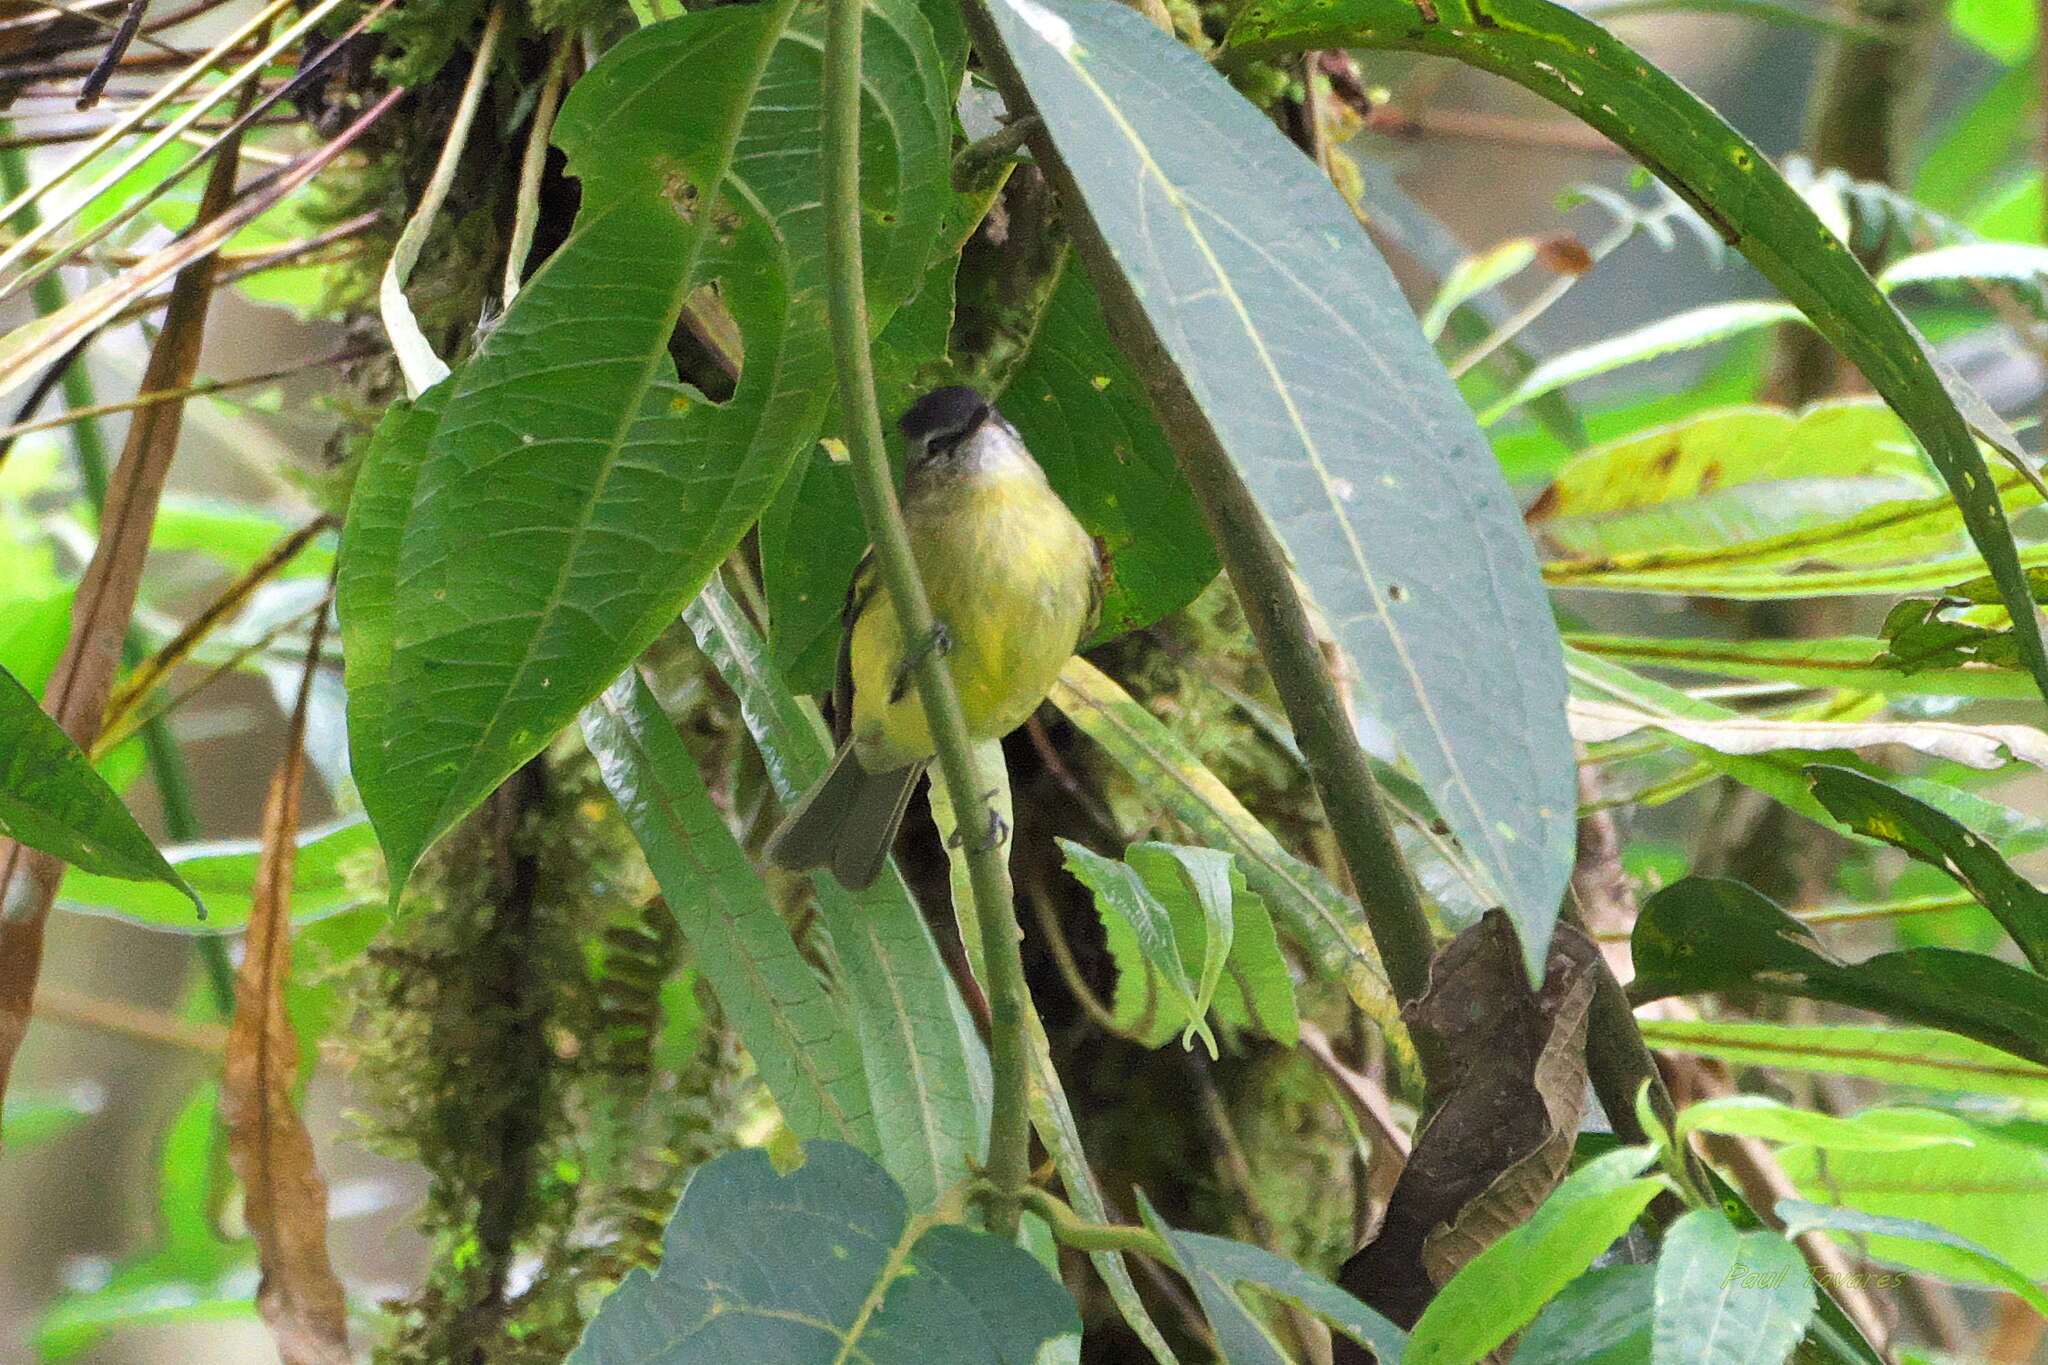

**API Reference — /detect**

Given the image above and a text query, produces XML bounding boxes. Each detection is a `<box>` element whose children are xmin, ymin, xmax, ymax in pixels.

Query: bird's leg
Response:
<box><xmin>947</xmin><ymin>793</ymin><xmax>1010</xmax><ymax>853</ymax></box>
<box><xmin>889</xmin><ymin>620</ymin><xmax>954</xmax><ymax>703</ymax></box>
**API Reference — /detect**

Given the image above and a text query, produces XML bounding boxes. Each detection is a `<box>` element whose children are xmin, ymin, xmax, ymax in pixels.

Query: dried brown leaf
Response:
<box><xmin>222</xmin><ymin>599</ymin><xmax>350</xmax><ymax>1365</ymax></box>
<box><xmin>1335</xmin><ymin>911</ymin><xmax>1599</xmax><ymax>1353</ymax></box>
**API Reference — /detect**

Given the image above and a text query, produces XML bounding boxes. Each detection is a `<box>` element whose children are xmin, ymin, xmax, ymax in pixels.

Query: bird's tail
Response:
<box><xmin>766</xmin><ymin>740</ymin><xmax>925</xmax><ymax>890</ymax></box>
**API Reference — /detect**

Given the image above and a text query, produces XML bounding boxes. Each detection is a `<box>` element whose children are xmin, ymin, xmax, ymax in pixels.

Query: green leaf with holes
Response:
<box><xmin>339</xmin><ymin>0</ymin><xmax>951</xmax><ymax>892</ymax></box>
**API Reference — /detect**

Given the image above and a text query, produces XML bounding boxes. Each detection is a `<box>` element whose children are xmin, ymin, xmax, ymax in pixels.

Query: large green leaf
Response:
<box><xmin>1771</xmin><ymin>1111</ymin><xmax>2048</xmax><ymax>1286</ymax></box>
<box><xmin>1631</xmin><ymin>877</ymin><xmax>2048</xmax><ymax>1067</ymax></box>
<box><xmin>1224</xmin><ymin>0</ymin><xmax>2048</xmax><ymax>708</ymax></box>
<box><xmin>569</xmin><ymin>1142</ymin><xmax>1077</xmax><ymax>1364</ymax></box>
<box><xmin>1511</xmin><ymin>1264</ymin><xmax>1653</xmax><ymax>1365</ymax></box>
<box><xmin>1639</xmin><ymin>1019</ymin><xmax>2048</xmax><ymax>1101</ymax></box>
<box><xmin>679</xmin><ymin>583</ymin><xmax>983</xmax><ymax>1211</ymax></box>
<box><xmin>1544</xmin><ymin>456</ymin><xmax>2040</xmax><ymax>598</ymax></box>
<box><xmin>986</xmin><ymin>0</ymin><xmax>1577</xmax><ymax>977</ymax></box>
<box><xmin>55</xmin><ymin>817</ymin><xmax>374</xmax><ymax>933</ymax></box>
<box><xmin>1405</xmin><ymin>1146</ymin><xmax>1665</xmax><ymax>1365</ymax></box>
<box><xmin>1807</xmin><ymin>763</ymin><xmax>2048</xmax><ymax>972</ymax></box>
<box><xmin>0</xmin><ymin>663</ymin><xmax>196</xmax><ymax>912</ymax></box>
<box><xmin>1529</xmin><ymin>401</ymin><xmax>1936</xmax><ymax>560</ymax></box>
<box><xmin>1675</xmin><ymin>1095</ymin><xmax>1973</xmax><ymax>1154</ymax></box>
<box><xmin>581</xmin><ymin>671</ymin><xmax>879</xmax><ymax>1158</ymax></box>
<box><xmin>1000</xmin><ymin>270</ymin><xmax>1219</xmax><ymax>643</ymax></box>
<box><xmin>339</xmin><ymin>0</ymin><xmax>951</xmax><ymax>890</ymax></box>
<box><xmin>1651</xmin><ymin>1211</ymin><xmax>1811</xmax><ymax>1365</ymax></box>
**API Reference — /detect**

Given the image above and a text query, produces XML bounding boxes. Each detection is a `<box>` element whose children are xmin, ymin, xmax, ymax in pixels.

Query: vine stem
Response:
<box><xmin>821</xmin><ymin>0</ymin><xmax>1032</xmax><ymax>1237</ymax></box>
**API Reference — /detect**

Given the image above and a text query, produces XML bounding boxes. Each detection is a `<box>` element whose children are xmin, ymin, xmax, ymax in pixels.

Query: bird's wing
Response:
<box><xmin>1082</xmin><ymin>533</ymin><xmax>1109</xmax><ymax>644</ymax></box>
<box><xmin>833</xmin><ymin>548</ymin><xmax>878</xmax><ymax>745</ymax></box>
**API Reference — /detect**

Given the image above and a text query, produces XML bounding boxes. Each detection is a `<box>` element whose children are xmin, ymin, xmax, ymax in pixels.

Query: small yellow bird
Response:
<box><xmin>768</xmin><ymin>385</ymin><xmax>1102</xmax><ymax>889</ymax></box>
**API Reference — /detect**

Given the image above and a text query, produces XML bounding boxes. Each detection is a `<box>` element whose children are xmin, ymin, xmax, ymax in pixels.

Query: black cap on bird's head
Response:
<box><xmin>900</xmin><ymin>385</ymin><xmax>993</xmax><ymax>459</ymax></box>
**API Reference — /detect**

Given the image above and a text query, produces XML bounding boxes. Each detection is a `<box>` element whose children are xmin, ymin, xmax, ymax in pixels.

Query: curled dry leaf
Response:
<box><xmin>221</xmin><ymin>603</ymin><xmax>350</xmax><ymax>1365</ymax></box>
<box><xmin>1336</xmin><ymin>910</ymin><xmax>1599</xmax><ymax>1359</ymax></box>
<box><xmin>1569</xmin><ymin>697</ymin><xmax>2048</xmax><ymax>771</ymax></box>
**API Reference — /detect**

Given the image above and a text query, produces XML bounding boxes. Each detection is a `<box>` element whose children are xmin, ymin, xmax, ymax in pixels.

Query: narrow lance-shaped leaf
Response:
<box><xmin>985</xmin><ymin>0</ymin><xmax>1577</xmax><ymax>978</ymax></box>
<box><xmin>56</xmin><ymin>818</ymin><xmax>373</xmax><ymax>934</ymax></box>
<box><xmin>1631</xmin><ymin>877</ymin><xmax>2048</xmax><ymax>1068</ymax></box>
<box><xmin>679</xmin><ymin>581</ymin><xmax>983</xmax><ymax>1212</ymax></box>
<box><xmin>221</xmin><ymin>614</ymin><xmax>351</xmax><ymax>1365</ymax></box>
<box><xmin>1637</xmin><ymin>1019</ymin><xmax>2048</xmax><ymax>1101</ymax></box>
<box><xmin>1563</xmin><ymin>633</ymin><xmax>2040</xmax><ymax>702</ymax></box>
<box><xmin>1223</xmin><ymin>0</ymin><xmax>2048</xmax><ymax>709</ymax></box>
<box><xmin>0</xmin><ymin>663</ymin><xmax>197</xmax><ymax>913</ymax></box>
<box><xmin>1806</xmin><ymin>763</ymin><xmax>2048</xmax><ymax>972</ymax></box>
<box><xmin>340</xmin><ymin>0</ymin><xmax>950</xmax><ymax>890</ymax></box>
<box><xmin>581</xmin><ymin>671</ymin><xmax>879</xmax><ymax>1157</ymax></box>
<box><xmin>1676</xmin><ymin>1095</ymin><xmax>1974</xmax><ymax>1153</ymax></box>
<box><xmin>1778</xmin><ymin>1199</ymin><xmax>2048</xmax><ymax>1317</ymax></box>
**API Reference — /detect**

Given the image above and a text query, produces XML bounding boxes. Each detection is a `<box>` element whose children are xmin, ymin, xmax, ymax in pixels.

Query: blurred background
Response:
<box><xmin>0</xmin><ymin>1</ymin><xmax>2037</xmax><ymax>1360</ymax></box>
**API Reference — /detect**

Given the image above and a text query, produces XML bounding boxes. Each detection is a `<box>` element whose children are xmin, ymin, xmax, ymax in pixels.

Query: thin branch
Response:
<box><xmin>823</xmin><ymin>0</ymin><xmax>1032</xmax><ymax>1236</ymax></box>
<box><xmin>0</xmin><ymin>0</ymin><xmax>361</xmax><ymax>298</ymax></box>
<box><xmin>0</xmin><ymin>346</ymin><xmax>376</xmax><ymax>447</ymax></box>
<box><xmin>96</xmin><ymin>513</ymin><xmax>333</xmax><ymax>752</ymax></box>
<box><xmin>35</xmin><ymin>982</ymin><xmax>230</xmax><ymax>1052</ymax></box>
<box><xmin>1023</xmin><ymin>875</ymin><xmax>1130</xmax><ymax>1038</ymax></box>
<box><xmin>75</xmin><ymin>0</ymin><xmax>155</xmax><ymax>109</ymax></box>
<box><xmin>0</xmin><ymin>91</ymin><xmax>404</xmax><ymax>401</ymax></box>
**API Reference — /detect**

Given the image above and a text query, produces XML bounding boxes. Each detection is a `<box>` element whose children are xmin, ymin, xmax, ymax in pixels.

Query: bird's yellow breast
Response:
<box><xmin>849</xmin><ymin>466</ymin><xmax>1096</xmax><ymax>771</ymax></box>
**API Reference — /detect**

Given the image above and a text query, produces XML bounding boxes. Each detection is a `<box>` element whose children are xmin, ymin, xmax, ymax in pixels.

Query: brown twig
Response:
<box><xmin>96</xmin><ymin>513</ymin><xmax>333</xmax><ymax>751</ymax></box>
<box><xmin>74</xmin><ymin>0</ymin><xmax>152</xmax><ymax>109</ymax></box>
<box><xmin>0</xmin><ymin>61</ymin><xmax>258</xmax><ymax>1132</ymax></box>
<box><xmin>34</xmin><ymin>981</ymin><xmax>230</xmax><ymax>1052</ymax></box>
<box><xmin>1299</xmin><ymin>1019</ymin><xmax>1411</xmax><ymax>1164</ymax></box>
